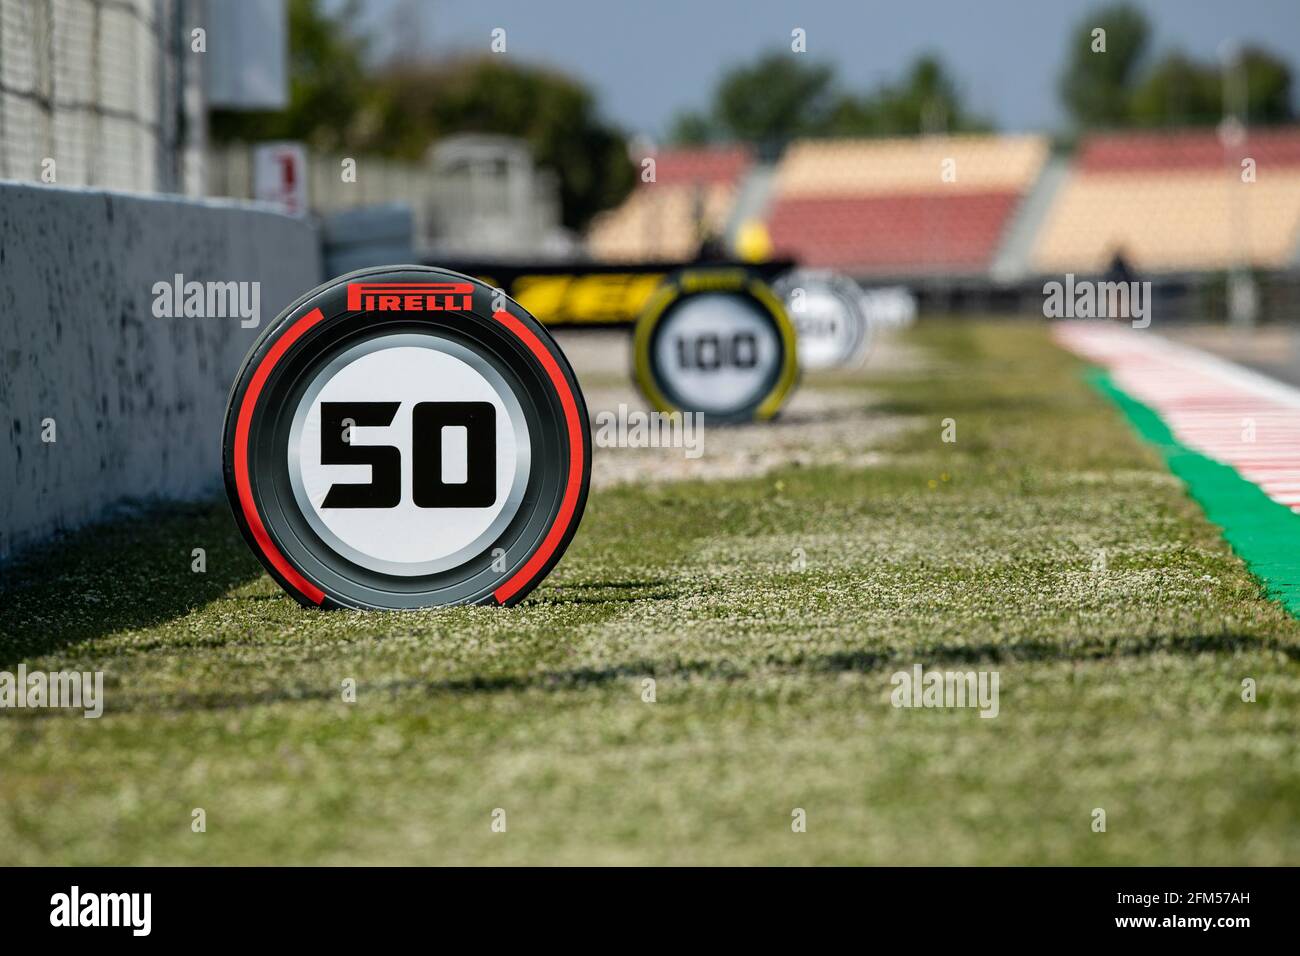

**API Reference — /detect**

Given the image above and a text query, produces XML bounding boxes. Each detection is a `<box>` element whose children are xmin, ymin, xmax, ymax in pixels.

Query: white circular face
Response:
<box><xmin>288</xmin><ymin>335</ymin><xmax>530</xmax><ymax>576</ymax></box>
<box><xmin>789</xmin><ymin>286</ymin><xmax>855</xmax><ymax>370</ymax></box>
<box><xmin>653</xmin><ymin>293</ymin><xmax>780</xmax><ymax>415</ymax></box>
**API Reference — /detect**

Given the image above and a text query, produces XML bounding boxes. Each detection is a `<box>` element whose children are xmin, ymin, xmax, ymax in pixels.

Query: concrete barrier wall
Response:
<box><xmin>0</xmin><ymin>183</ymin><xmax>322</xmax><ymax>560</ymax></box>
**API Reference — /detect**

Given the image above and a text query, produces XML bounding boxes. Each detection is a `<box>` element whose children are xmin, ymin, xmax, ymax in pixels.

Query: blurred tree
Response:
<box><xmin>710</xmin><ymin>52</ymin><xmax>839</xmax><ymax>144</ymax></box>
<box><xmin>209</xmin><ymin>0</ymin><xmax>371</xmax><ymax>150</ymax></box>
<box><xmin>849</xmin><ymin>55</ymin><xmax>993</xmax><ymax>135</ymax></box>
<box><xmin>1060</xmin><ymin>2</ymin><xmax>1293</xmax><ymax>129</ymax></box>
<box><xmin>1236</xmin><ymin>47</ymin><xmax>1296</xmax><ymax>122</ymax></box>
<box><xmin>369</xmin><ymin>57</ymin><xmax>635</xmax><ymax>231</ymax></box>
<box><xmin>210</xmin><ymin>1</ymin><xmax>633</xmax><ymax>230</ymax></box>
<box><xmin>668</xmin><ymin>51</ymin><xmax>989</xmax><ymax>145</ymax></box>
<box><xmin>1127</xmin><ymin>52</ymin><xmax>1221</xmax><ymax>126</ymax></box>
<box><xmin>1128</xmin><ymin>47</ymin><xmax>1295</xmax><ymax>126</ymax></box>
<box><xmin>1059</xmin><ymin>3</ymin><xmax>1151</xmax><ymax>127</ymax></box>
<box><xmin>667</xmin><ymin>110</ymin><xmax>715</xmax><ymax>146</ymax></box>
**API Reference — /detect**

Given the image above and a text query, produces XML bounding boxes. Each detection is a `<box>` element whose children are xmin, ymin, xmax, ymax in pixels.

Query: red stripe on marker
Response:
<box><xmin>234</xmin><ymin>307</ymin><xmax>329</xmax><ymax>605</ymax></box>
<box><xmin>491</xmin><ymin>310</ymin><xmax>585</xmax><ymax>605</ymax></box>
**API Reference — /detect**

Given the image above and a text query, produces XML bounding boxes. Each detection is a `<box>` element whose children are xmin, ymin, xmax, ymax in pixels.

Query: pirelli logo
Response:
<box><xmin>347</xmin><ymin>282</ymin><xmax>475</xmax><ymax>312</ymax></box>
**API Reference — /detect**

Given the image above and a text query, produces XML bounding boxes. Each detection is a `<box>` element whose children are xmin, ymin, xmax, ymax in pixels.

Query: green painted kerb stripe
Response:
<box><xmin>1087</xmin><ymin>368</ymin><xmax>1300</xmax><ymax>618</ymax></box>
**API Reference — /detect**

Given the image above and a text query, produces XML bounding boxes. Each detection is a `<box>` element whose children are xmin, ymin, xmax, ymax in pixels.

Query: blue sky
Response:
<box><xmin>352</xmin><ymin>0</ymin><xmax>1300</xmax><ymax>139</ymax></box>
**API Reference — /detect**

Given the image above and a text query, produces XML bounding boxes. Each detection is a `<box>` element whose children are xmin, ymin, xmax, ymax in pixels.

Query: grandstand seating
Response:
<box><xmin>586</xmin><ymin>147</ymin><xmax>752</xmax><ymax>261</ymax></box>
<box><xmin>765</xmin><ymin>135</ymin><xmax>1049</xmax><ymax>276</ymax></box>
<box><xmin>1032</xmin><ymin>128</ymin><xmax>1300</xmax><ymax>274</ymax></box>
<box><xmin>585</xmin><ymin>129</ymin><xmax>1300</xmax><ymax>281</ymax></box>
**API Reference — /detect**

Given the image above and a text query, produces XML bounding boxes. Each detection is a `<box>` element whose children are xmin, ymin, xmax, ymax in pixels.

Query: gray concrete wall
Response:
<box><xmin>0</xmin><ymin>183</ymin><xmax>322</xmax><ymax>560</ymax></box>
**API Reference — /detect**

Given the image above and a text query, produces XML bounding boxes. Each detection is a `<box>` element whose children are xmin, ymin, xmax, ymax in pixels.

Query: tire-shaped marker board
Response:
<box><xmin>222</xmin><ymin>266</ymin><xmax>590</xmax><ymax>610</ymax></box>
<box><xmin>632</xmin><ymin>269</ymin><xmax>799</xmax><ymax>424</ymax></box>
<box><xmin>773</xmin><ymin>270</ymin><xmax>872</xmax><ymax>371</ymax></box>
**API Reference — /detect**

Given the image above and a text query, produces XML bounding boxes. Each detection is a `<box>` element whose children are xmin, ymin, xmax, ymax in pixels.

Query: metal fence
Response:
<box><xmin>0</xmin><ymin>0</ymin><xmax>180</xmax><ymax>191</ymax></box>
<box><xmin>208</xmin><ymin>144</ymin><xmax>437</xmax><ymax>214</ymax></box>
<box><xmin>208</xmin><ymin>138</ymin><xmax>571</xmax><ymax>258</ymax></box>
<box><xmin>904</xmin><ymin>270</ymin><xmax>1300</xmax><ymax>325</ymax></box>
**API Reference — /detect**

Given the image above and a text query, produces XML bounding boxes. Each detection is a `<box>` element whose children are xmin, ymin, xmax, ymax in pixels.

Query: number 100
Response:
<box><xmin>675</xmin><ymin>332</ymin><xmax>758</xmax><ymax>370</ymax></box>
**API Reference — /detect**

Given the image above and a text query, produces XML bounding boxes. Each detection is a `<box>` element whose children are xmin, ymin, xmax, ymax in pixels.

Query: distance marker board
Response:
<box><xmin>222</xmin><ymin>266</ymin><xmax>590</xmax><ymax>610</ymax></box>
<box><xmin>773</xmin><ymin>270</ymin><xmax>872</xmax><ymax>371</ymax></box>
<box><xmin>632</xmin><ymin>270</ymin><xmax>798</xmax><ymax>424</ymax></box>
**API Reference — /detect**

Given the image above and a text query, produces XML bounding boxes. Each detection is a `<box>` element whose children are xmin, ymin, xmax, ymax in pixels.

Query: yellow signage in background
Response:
<box><xmin>510</xmin><ymin>272</ymin><xmax>666</xmax><ymax>325</ymax></box>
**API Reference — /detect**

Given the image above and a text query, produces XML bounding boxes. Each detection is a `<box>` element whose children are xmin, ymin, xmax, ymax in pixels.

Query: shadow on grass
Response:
<box><xmin>17</xmin><ymin>628</ymin><xmax>1289</xmax><ymax>719</ymax></box>
<box><xmin>814</xmin><ymin>631</ymin><xmax>1300</xmax><ymax>669</ymax></box>
<box><xmin>869</xmin><ymin>395</ymin><xmax>1059</xmax><ymax>417</ymax></box>
<box><xmin>0</xmin><ymin>498</ymin><xmax>264</xmax><ymax>664</ymax></box>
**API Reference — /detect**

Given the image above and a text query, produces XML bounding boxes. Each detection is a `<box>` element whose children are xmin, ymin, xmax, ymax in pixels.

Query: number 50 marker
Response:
<box><xmin>222</xmin><ymin>266</ymin><xmax>591</xmax><ymax>610</ymax></box>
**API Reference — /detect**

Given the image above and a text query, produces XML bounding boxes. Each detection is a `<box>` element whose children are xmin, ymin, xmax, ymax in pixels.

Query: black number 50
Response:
<box><xmin>319</xmin><ymin>401</ymin><xmax>497</xmax><ymax>509</ymax></box>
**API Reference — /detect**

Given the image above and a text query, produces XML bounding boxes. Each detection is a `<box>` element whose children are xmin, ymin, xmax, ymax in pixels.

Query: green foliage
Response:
<box><xmin>668</xmin><ymin>50</ymin><xmax>991</xmax><ymax>146</ymax></box>
<box><xmin>1236</xmin><ymin>48</ymin><xmax>1296</xmax><ymax>122</ymax></box>
<box><xmin>367</xmin><ymin>57</ymin><xmax>634</xmax><ymax>231</ymax></box>
<box><xmin>832</xmin><ymin>55</ymin><xmax>994</xmax><ymax>136</ymax></box>
<box><xmin>1060</xmin><ymin>3</ymin><xmax>1294</xmax><ymax>129</ymax></box>
<box><xmin>209</xmin><ymin>0</ymin><xmax>633</xmax><ymax>231</ymax></box>
<box><xmin>666</xmin><ymin>110</ymin><xmax>714</xmax><ymax>146</ymax></box>
<box><xmin>209</xmin><ymin>0</ymin><xmax>370</xmax><ymax>150</ymax></box>
<box><xmin>1127</xmin><ymin>52</ymin><xmax>1221</xmax><ymax>127</ymax></box>
<box><xmin>1127</xmin><ymin>47</ymin><xmax>1294</xmax><ymax>128</ymax></box>
<box><xmin>711</xmin><ymin>52</ymin><xmax>840</xmax><ymax>144</ymax></box>
<box><xmin>1058</xmin><ymin>3</ymin><xmax>1151</xmax><ymax>127</ymax></box>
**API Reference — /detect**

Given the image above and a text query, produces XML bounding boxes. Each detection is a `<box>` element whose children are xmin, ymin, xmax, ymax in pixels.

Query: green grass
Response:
<box><xmin>2</xmin><ymin>321</ymin><xmax>1298</xmax><ymax>865</ymax></box>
